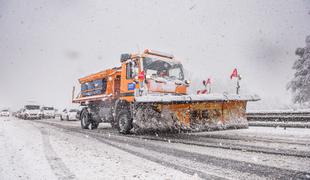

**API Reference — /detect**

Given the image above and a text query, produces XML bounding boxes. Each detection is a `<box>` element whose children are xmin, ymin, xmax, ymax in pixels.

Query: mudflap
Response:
<box><xmin>132</xmin><ymin>100</ymin><xmax>248</xmax><ymax>133</ymax></box>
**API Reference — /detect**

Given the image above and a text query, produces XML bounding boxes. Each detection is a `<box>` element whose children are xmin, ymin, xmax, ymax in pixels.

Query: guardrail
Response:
<box><xmin>246</xmin><ymin>111</ymin><xmax>310</xmax><ymax>128</ymax></box>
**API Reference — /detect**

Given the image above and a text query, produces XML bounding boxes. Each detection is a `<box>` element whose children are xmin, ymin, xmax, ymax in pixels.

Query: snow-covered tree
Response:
<box><xmin>287</xmin><ymin>35</ymin><xmax>310</xmax><ymax>105</ymax></box>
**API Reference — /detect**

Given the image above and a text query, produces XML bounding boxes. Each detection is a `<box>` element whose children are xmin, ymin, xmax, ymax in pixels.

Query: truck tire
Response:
<box><xmin>81</xmin><ymin>109</ymin><xmax>91</xmax><ymax>129</ymax></box>
<box><xmin>111</xmin><ymin>120</ymin><xmax>118</xmax><ymax>129</ymax></box>
<box><xmin>66</xmin><ymin>115</ymin><xmax>69</xmax><ymax>121</ymax></box>
<box><xmin>60</xmin><ymin>116</ymin><xmax>63</xmax><ymax>121</ymax></box>
<box><xmin>108</xmin><ymin>110</ymin><xmax>118</xmax><ymax>128</ymax></box>
<box><xmin>117</xmin><ymin>109</ymin><xmax>132</xmax><ymax>134</ymax></box>
<box><xmin>91</xmin><ymin>123</ymin><xmax>99</xmax><ymax>129</ymax></box>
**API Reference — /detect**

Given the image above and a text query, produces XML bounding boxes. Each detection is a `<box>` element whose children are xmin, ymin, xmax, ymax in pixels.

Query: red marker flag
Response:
<box><xmin>201</xmin><ymin>89</ymin><xmax>208</xmax><ymax>94</ymax></box>
<box><xmin>197</xmin><ymin>89</ymin><xmax>208</xmax><ymax>94</ymax></box>
<box><xmin>206</xmin><ymin>78</ymin><xmax>211</xmax><ymax>85</ymax></box>
<box><xmin>138</xmin><ymin>71</ymin><xmax>145</xmax><ymax>80</ymax></box>
<box><xmin>203</xmin><ymin>78</ymin><xmax>211</xmax><ymax>86</ymax></box>
<box><xmin>230</xmin><ymin>68</ymin><xmax>238</xmax><ymax>79</ymax></box>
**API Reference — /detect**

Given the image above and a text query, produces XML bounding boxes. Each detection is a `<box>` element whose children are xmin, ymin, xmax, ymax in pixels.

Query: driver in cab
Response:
<box><xmin>158</xmin><ymin>69</ymin><xmax>168</xmax><ymax>78</ymax></box>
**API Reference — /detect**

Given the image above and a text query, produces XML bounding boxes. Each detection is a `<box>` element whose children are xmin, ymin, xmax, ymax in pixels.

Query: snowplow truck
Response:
<box><xmin>73</xmin><ymin>49</ymin><xmax>259</xmax><ymax>134</ymax></box>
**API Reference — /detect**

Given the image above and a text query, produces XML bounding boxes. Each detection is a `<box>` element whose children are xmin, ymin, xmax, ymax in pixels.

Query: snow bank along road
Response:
<box><xmin>1</xmin><ymin>117</ymin><xmax>310</xmax><ymax>180</ymax></box>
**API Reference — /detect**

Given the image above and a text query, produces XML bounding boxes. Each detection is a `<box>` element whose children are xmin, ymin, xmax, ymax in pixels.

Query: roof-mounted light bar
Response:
<box><xmin>144</xmin><ymin>49</ymin><xmax>174</xmax><ymax>59</ymax></box>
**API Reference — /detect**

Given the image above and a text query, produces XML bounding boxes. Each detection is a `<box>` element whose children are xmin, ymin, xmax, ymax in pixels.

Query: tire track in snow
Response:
<box><xmin>33</xmin><ymin>121</ymin><xmax>225</xmax><ymax>179</ymax></box>
<box><xmin>34</xmin><ymin>121</ymin><xmax>310</xmax><ymax>179</ymax></box>
<box><xmin>36</xmin><ymin>125</ymin><xmax>76</xmax><ymax>180</ymax></box>
<box><xmin>37</xmin><ymin>120</ymin><xmax>310</xmax><ymax>158</ymax></box>
<box><xmin>85</xmin><ymin>130</ymin><xmax>310</xmax><ymax>180</ymax></box>
<box><xmin>133</xmin><ymin>134</ymin><xmax>310</xmax><ymax>158</ymax></box>
<box><xmin>185</xmin><ymin>133</ymin><xmax>310</xmax><ymax>146</ymax></box>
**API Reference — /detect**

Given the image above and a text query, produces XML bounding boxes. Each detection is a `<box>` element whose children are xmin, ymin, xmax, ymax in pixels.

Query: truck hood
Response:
<box><xmin>146</xmin><ymin>78</ymin><xmax>186</xmax><ymax>94</ymax></box>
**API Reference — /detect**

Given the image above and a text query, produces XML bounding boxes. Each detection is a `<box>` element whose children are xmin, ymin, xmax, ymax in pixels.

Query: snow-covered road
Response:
<box><xmin>1</xmin><ymin>116</ymin><xmax>310</xmax><ymax>180</ymax></box>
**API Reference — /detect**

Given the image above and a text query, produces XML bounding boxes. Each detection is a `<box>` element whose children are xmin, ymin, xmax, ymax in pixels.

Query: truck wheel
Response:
<box><xmin>117</xmin><ymin>109</ymin><xmax>132</xmax><ymax>134</ymax></box>
<box><xmin>91</xmin><ymin>123</ymin><xmax>99</xmax><ymax>129</ymax></box>
<box><xmin>66</xmin><ymin>115</ymin><xmax>69</xmax><ymax>121</ymax></box>
<box><xmin>111</xmin><ymin>120</ymin><xmax>118</xmax><ymax>129</ymax></box>
<box><xmin>81</xmin><ymin>110</ymin><xmax>91</xmax><ymax>129</ymax></box>
<box><xmin>60</xmin><ymin>116</ymin><xmax>63</xmax><ymax>121</ymax></box>
<box><xmin>109</xmin><ymin>111</ymin><xmax>118</xmax><ymax>128</ymax></box>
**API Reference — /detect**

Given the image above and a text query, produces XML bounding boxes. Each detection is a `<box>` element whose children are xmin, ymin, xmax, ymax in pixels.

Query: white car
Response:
<box><xmin>22</xmin><ymin>105</ymin><xmax>41</xmax><ymax>120</ymax></box>
<box><xmin>0</xmin><ymin>110</ymin><xmax>10</xmax><ymax>117</ymax></box>
<box><xmin>60</xmin><ymin>108</ymin><xmax>79</xmax><ymax>121</ymax></box>
<box><xmin>41</xmin><ymin>106</ymin><xmax>55</xmax><ymax>119</ymax></box>
<box><xmin>15</xmin><ymin>109</ymin><xmax>23</xmax><ymax>118</ymax></box>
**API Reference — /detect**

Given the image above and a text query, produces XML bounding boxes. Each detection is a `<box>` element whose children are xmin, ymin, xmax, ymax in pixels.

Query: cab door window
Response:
<box><xmin>126</xmin><ymin>62</ymin><xmax>133</xmax><ymax>79</ymax></box>
<box><xmin>126</xmin><ymin>61</ymin><xmax>138</xmax><ymax>79</ymax></box>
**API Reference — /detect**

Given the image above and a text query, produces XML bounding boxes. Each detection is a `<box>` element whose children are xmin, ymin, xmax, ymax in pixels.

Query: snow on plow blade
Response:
<box><xmin>133</xmin><ymin>93</ymin><xmax>260</xmax><ymax>133</ymax></box>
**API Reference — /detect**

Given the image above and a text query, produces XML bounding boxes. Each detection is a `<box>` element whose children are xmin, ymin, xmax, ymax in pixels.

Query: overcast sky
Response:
<box><xmin>0</xmin><ymin>0</ymin><xmax>309</xmax><ymax>110</ymax></box>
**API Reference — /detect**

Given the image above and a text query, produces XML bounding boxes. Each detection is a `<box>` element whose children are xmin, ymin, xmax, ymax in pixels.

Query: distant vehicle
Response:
<box><xmin>41</xmin><ymin>106</ymin><xmax>55</xmax><ymax>119</ymax></box>
<box><xmin>60</xmin><ymin>108</ymin><xmax>79</xmax><ymax>121</ymax></box>
<box><xmin>15</xmin><ymin>109</ymin><xmax>22</xmax><ymax>118</ymax></box>
<box><xmin>54</xmin><ymin>109</ymin><xmax>62</xmax><ymax>118</ymax></box>
<box><xmin>0</xmin><ymin>109</ymin><xmax>10</xmax><ymax>117</ymax></box>
<box><xmin>17</xmin><ymin>109</ymin><xmax>24</xmax><ymax>118</ymax></box>
<box><xmin>21</xmin><ymin>105</ymin><xmax>41</xmax><ymax>120</ymax></box>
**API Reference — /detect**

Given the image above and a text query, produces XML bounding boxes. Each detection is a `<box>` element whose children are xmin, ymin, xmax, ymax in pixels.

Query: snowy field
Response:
<box><xmin>1</xmin><ymin>116</ymin><xmax>310</xmax><ymax>180</ymax></box>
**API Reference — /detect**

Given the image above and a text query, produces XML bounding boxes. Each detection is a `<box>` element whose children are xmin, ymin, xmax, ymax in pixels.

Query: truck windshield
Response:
<box><xmin>25</xmin><ymin>105</ymin><xmax>40</xmax><ymax>110</ymax></box>
<box><xmin>143</xmin><ymin>57</ymin><xmax>184</xmax><ymax>80</ymax></box>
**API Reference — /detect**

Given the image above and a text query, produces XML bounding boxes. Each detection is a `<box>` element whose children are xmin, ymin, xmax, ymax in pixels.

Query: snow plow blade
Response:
<box><xmin>133</xmin><ymin>93</ymin><xmax>260</xmax><ymax>133</ymax></box>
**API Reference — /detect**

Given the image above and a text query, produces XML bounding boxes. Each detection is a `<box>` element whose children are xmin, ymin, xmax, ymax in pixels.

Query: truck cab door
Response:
<box><xmin>120</xmin><ymin>60</ymin><xmax>138</xmax><ymax>101</ymax></box>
